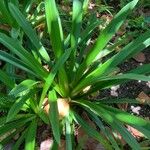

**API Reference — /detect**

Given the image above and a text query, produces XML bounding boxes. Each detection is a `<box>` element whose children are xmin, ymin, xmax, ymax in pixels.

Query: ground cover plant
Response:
<box><xmin>0</xmin><ymin>0</ymin><xmax>150</xmax><ymax>149</ymax></box>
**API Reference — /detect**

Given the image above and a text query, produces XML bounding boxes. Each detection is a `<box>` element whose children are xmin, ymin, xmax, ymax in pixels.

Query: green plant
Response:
<box><xmin>0</xmin><ymin>0</ymin><xmax>150</xmax><ymax>149</ymax></box>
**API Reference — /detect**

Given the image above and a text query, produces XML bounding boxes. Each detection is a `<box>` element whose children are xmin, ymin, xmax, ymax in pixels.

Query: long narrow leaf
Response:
<box><xmin>9</xmin><ymin>3</ymin><xmax>50</xmax><ymax>62</ymax></box>
<box><xmin>48</xmin><ymin>90</ymin><xmax>60</xmax><ymax>144</ymax></box>
<box><xmin>39</xmin><ymin>48</ymin><xmax>72</xmax><ymax>107</ymax></box>
<box><xmin>69</xmin><ymin>0</ymin><xmax>83</xmax><ymax>72</ymax></box>
<box><xmin>73</xmin><ymin>100</ymin><xmax>141</xmax><ymax>149</ymax></box>
<box><xmin>65</xmin><ymin>117</ymin><xmax>72</xmax><ymax>150</ymax></box>
<box><xmin>0</xmin><ymin>33</ymin><xmax>48</xmax><ymax>79</ymax></box>
<box><xmin>0</xmin><ymin>51</ymin><xmax>38</xmax><ymax>77</ymax></box>
<box><xmin>72</xmin><ymin>73</ymin><xmax>150</xmax><ymax>96</ymax></box>
<box><xmin>9</xmin><ymin>79</ymin><xmax>39</xmax><ymax>97</ymax></box>
<box><xmin>73</xmin><ymin>111</ymin><xmax>112</xmax><ymax>150</ymax></box>
<box><xmin>0</xmin><ymin>70</ymin><xmax>15</xmax><ymax>88</ymax></box>
<box><xmin>45</xmin><ymin>0</ymin><xmax>63</xmax><ymax>58</ymax></box>
<box><xmin>0</xmin><ymin>116</ymin><xmax>35</xmax><ymax>136</ymax></box>
<box><xmin>25</xmin><ymin>119</ymin><xmax>37</xmax><ymax>150</ymax></box>
<box><xmin>7</xmin><ymin>91</ymin><xmax>33</xmax><ymax>122</ymax></box>
<box><xmin>74</xmin><ymin>0</ymin><xmax>139</xmax><ymax>82</ymax></box>
<box><xmin>45</xmin><ymin>0</ymin><xmax>69</xmax><ymax>96</ymax></box>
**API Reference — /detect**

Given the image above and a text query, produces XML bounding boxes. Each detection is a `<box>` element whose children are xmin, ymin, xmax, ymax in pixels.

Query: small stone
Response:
<box><xmin>130</xmin><ymin>106</ymin><xmax>141</xmax><ymax>115</ymax></box>
<box><xmin>146</xmin><ymin>81</ymin><xmax>150</xmax><ymax>88</ymax></box>
<box><xmin>40</xmin><ymin>139</ymin><xmax>53</xmax><ymax>150</ymax></box>
<box><xmin>110</xmin><ymin>85</ymin><xmax>120</xmax><ymax>97</ymax></box>
<box><xmin>133</xmin><ymin>52</ymin><xmax>146</xmax><ymax>62</ymax></box>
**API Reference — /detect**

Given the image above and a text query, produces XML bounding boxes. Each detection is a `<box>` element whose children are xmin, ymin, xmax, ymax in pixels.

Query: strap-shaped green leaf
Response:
<box><xmin>0</xmin><ymin>115</ymin><xmax>35</xmax><ymax>136</ymax></box>
<box><xmin>0</xmin><ymin>0</ymin><xmax>15</xmax><ymax>26</ymax></box>
<box><xmin>82</xmin><ymin>0</ymin><xmax>89</xmax><ymax>13</ymax></box>
<box><xmin>0</xmin><ymin>51</ymin><xmax>39</xmax><ymax>77</ymax></box>
<box><xmin>39</xmin><ymin>47</ymin><xmax>73</xmax><ymax>107</ymax></box>
<box><xmin>45</xmin><ymin>0</ymin><xmax>70</xmax><ymax>96</ymax></box>
<box><xmin>80</xmin><ymin>64</ymin><xmax>150</xmax><ymax>96</ymax></box>
<box><xmin>87</xmin><ymin>31</ymin><xmax>150</xmax><ymax>78</ymax></box>
<box><xmin>129</xmin><ymin>64</ymin><xmax>150</xmax><ymax>74</ymax></box>
<box><xmin>65</xmin><ymin>117</ymin><xmax>72</xmax><ymax>150</ymax></box>
<box><xmin>6</xmin><ymin>92</ymin><xmax>33</xmax><ymax>122</ymax></box>
<box><xmin>72</xmin><ymin>73</ymin><xmax>150</xmax><ymax>97</ymax></box>
<box><xmin>25</xmin><ymin>119</ymin><xmax>37</xmax><ymax>150</ymax></box>
<box><xmin>73</xmin><ymin>111</ymin><xmax>112</xmax><ymax>150</ymax></box>
<box><xmin>71</xmin><ymin>0</ymin><xmax>82</xmax><ymax>48</ymax></box>
<box><xmin>96</xmin><ymin>98</ymin><xmax>139</xmax><ymax>104</ymax></box>
<box><xmin>72</xmin><ymin>30</ymin><xmax>150</xmax><ymax>95</ymax></box>
<box><xmin>101</xmin><ymin>104</ymin><xmax>150</xmax><ymax>130</ymax></box>
<box><xmin>86</xmin><ymin>0</ymin><xmax>139</xmax><ymax>65</ymax></box>
<box><xmin>48</xmin><ymin>90</ymin><xmax>60</xmax><ymax>144</ymax></box>
<box><xmin>45</xmin><ymin>0</ymin><xmax>63</xmax><ymax>59</ymax></box>
<box><xmin>68</xmin><ymin>0</ymin><xmax>83</xmax><ymax>77</ymax></box>
<box><xmin>9</xmin><ymin>79</ymin><xmax>39</xmax><ymax>97</ymax></box>
<box><xmin>111</xmin><ymin>121</ymin><xmax>140</xmax><ymax>150</ymax></box>
<box><xmin>0</xmin><ymin>33</ymin><xmax>48</xmax><ymax>79</ymax></box>
<box><xmin>8</xmin><ymin>3</ymin><xmax>50</xmax><ymax>62</ymax></box>
<box><xmin>73</xmin><ymin>100</ymin><xmax>142</xmax><ymax>150</ymax></box>
<box><xmin>0</xmin><ymin>70</ymin><xmax>15</xmax><ymax>88</ymax></box>
<box><xmin>87</xmin><ymin>109</ymin><xmax>120</xmax><ymax>150</ymax></box>
<box><xmin>12</xmin><ymin>128</ymin><xmax>28</xmax><ymax>150</ymax></box>
<box><xmin>74</xmin><ymin>0</ymin><xmax>139</xmax><ymax>81</ymax></box>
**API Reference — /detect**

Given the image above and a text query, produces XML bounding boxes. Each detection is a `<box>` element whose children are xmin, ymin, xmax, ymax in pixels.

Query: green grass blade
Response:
<box><xmin>9</xmin><ymin>79</ymin><xmax>39</xmax><ymax>97</ymax></box>
<box><xmin>87</xmin><ymin>109</ymin><xmax>120</xmax><ymax>150</ymax></box>
<box><xmin>69</xmin><ymin>0</ymin><xmax>83</xmax><ymax>72</ymax></box>
<box><xmin>83</xmin><ymin>0</ymin><xmax>89</xmax><ymax>13</ymax></box>
<box><xmin>0</xmin><ymin>70</ymin><xmax>15</xmax><ymax>88</ymax></box>
<box><xmin>45</xmin><ymin>0</ymin><xmax>70</xmax><ymax>96</ymax></box>
<box><xmin>12</xmin><ymin>128</ymin><xmax>28</xmax><ymax>150</ymax></box>
<box><xmin>48</xmin><ymin>90</ymin><xmax>60</xmax><ymax>144</ymax></box>
<box><xmin>100</xmin><ymin>104</ymin><xmax>150</xmax><ymax>130</ymax></box>
<box><xmin>25</xmin><ymin>119</ymin><xmax>37</xmax><ymax>150</ymax></box>
<box><xmin>85</xmin><ymin>0</ymin><xmax>139</xmax><ymax>65</ymax></box>
<box><xmin>0</xmin><ymin>116</ymin><xmax>35</xmax><ymax>136</ymax></box>
<box><xmin>129</xmin><ymin>64</ymin><xmax>150</xmax><ymax>74</ymax></box>
<box><xmin>8</xmin><ymin>3</ymin><xmax>50</xmax><ymax>62</ymax></box>
<box><xmin>0</xmin><ymin>0</ymin><xmax>15</xmax><ymax>26</ymax></box>
<box><xmin>0</xmin><ymin>51</ymin><xmax>39</xmax><ymax>77</ymax></box>
<box><xmin>0</xmin><ymin>33</ymin><xmax>48</xmax><ymax>79</ymax></box>
<box><xmin>111</xmin><ymin>121</ymin><xmax>140</xmax><ymax>150</ymax></box>
<box><xmin>87</xmin><ymin>31</ymin><xmax>150</xmax><ymax>79</ymax></box>
<box><xmin>74</xmin><ymin>0</ymin><xmax>139</xmax><ymax>81</ymax></box>
<box><xmin>73</xmin><ymin>111</ymin><xmax>112</xmax><ymax>150</ymax></box>
<box><xmin>39</xmin><ymin>48</ymin><xmax>73</xmax><ymax>107</ymax></box>
<box><xmin>71</xmin><ymin>0</ymin><xmax>82</xmax><ymax>48</ymax></box>
<box><xmin>45</xmin><ymin>0</ymin><xmax>63</xmax><ymax>58</ymax></box>
<box><xmin>97</xmin><ymin>98</ymin><xmax>139</xmax><ymax>104</ymax></box>
<box><xmin>7</xmin><ymin>92</ymin><xmax>33</xmax><ymax>122</ymax></box>
<box><xmin>73</xmin><ymin>100</ymin><xmax>141</xmax><ymax>150</ymax></box>
<box><xmin>65</xmin><ymin>117</ymin><xmax>72</xmax><ymax>150</ymax></box>
<box><xmin>71</xmin><ymin>73</ymin><xmax>150</xmax><ymax>97</ymax></box>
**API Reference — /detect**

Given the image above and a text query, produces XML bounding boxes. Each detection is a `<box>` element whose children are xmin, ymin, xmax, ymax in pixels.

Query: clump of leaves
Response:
<box><xmin>0</xmin><ymin>0</ymin><xmax>150</xmax><ymax>149</ymax></box>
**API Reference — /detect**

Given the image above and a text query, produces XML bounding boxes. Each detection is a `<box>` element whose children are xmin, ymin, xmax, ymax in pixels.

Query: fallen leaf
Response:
<box><xmin>133</xmin><ymin>52</ymin><xmax>146</xmax><ymax>62</ymax></box>
<box><xmin>127</xmin><ymin>125</ymin><xmax>144</xmax><ymax>138</ymax></box>
<box><xmin>137</xmin><ymin>91</ymin><xmax>150</xmax><ymax>104</ymax></box>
